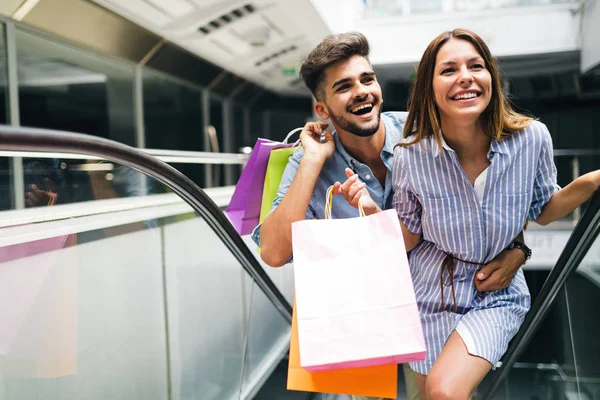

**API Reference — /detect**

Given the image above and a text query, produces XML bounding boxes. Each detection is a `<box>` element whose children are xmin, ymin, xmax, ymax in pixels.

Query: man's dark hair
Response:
<box><xmin>299</xmin><ymin>32</ymin><xmax>370</xmax><ymax>101</ymax></box>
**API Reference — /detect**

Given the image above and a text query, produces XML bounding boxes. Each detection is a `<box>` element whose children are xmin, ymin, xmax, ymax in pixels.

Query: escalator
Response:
<box><xmin>0</xmin><ymin>125</ymin><xmax>599</xmax><ymax>400</ymax></box>
<box><xmin>0</xmin><ymin>126</ymin><xmax>292</xmax><ymax>400</ymax></box>
<box><xmin>480</xmin><ymin>191</ymin><xmax>600</xmax><ymax>399</ymax></box>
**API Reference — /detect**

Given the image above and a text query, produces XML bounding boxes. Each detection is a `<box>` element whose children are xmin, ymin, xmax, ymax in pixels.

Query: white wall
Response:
<box><xmin>355</xmin><ymin>4</ymin><xmax>581</xmax><ymax>65</ymax></box>
<box><xmin>581</xmin><ymin>0</ymin><xmax>600</xmax><ymax>73</ymax></box>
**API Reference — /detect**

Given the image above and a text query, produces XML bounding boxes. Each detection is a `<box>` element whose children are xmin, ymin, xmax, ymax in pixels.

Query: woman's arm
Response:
<box><xmin>536</xmin><ymin>170</ymin><xmax>600</xmax><ymax>226</ymax></box>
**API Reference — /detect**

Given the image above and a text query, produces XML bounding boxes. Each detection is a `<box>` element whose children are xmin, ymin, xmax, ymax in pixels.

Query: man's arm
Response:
<box><xmin>475</xmin><ymin>230</ymin><xmax>527</xmax><ymax>292</ymax></box>
<box><xmin>535</xmin><ymin>170</ymin><xmax>600</xmax><ymax>226</ymax></box>
<box><xmin>259</xmin><ymin>122</ymin><xmax>334</xmax><ymax>267</ymax></box>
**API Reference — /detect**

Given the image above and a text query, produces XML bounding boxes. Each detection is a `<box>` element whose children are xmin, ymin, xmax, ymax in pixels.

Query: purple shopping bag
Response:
<box><xmin>226</xmin><ymin>138</ymin><xmax>293</xmax><ymax>235</ymax></box>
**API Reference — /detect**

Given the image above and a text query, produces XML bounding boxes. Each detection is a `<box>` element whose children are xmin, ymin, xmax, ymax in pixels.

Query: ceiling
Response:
<box><xmin>90</xmin><ymin>0</ymin><xmax>330</xmax><ymax>95</ymax></box>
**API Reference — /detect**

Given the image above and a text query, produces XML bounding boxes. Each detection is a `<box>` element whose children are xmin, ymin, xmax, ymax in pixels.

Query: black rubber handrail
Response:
<box><xmin>0</xmin><ymin>125</ymin><xmax>292</xmax><ymax>323</ymax></box>
<box><xmin>481</xmin><ymin>190</ymin><xmax>600</xmax><ymax>399</ymax></box>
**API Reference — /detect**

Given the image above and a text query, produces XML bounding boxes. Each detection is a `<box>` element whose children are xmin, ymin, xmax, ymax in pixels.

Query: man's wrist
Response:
<box><xmin>507</xmin><ymin>241</ymin><xmax>531</xmax><ymax>265</ymax></box>
<box><xmin>300</xmin><ymin>153</ymin><xmax>327</xmax><ymax>168</ymax></box>
<box><xmin>361</xmin><ymin>203</ymin><xmax>381</xmax><ymax>216</ymax></box>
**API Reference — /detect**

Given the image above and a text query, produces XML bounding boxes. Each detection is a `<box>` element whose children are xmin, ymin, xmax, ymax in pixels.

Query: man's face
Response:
<box><xmin>318</xmin><ymin>55</ymin><xmax>383</xmax><ymax>137</ymax></box>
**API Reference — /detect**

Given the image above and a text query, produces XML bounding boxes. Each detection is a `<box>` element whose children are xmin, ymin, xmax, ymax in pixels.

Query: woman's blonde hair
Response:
<box><xmin>400</xmin><ymin>28</ymin><xmax>533</xmax><ymax>148</ymax></box>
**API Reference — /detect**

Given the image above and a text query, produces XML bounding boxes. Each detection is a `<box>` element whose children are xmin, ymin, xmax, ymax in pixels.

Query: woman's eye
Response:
<box><xmin>441</xmin><ymin>68</ymin><xmax>454</xmax><ymax>75</ymax></box>
<box><xmin>471</xmin><ymin>64</ymin><xmax>484</xmax><ymax>70</ymax></box>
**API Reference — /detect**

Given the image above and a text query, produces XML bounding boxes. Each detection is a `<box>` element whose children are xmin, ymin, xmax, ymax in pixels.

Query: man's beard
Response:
<box><xmin>327</xmin><ymin>99</ymin><xmax>383</xmax><ymax>138</ymax></box>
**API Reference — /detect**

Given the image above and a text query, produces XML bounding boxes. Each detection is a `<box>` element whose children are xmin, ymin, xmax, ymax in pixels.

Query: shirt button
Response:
<box><xmin>365</xmin><ymin>175</ymin><xmax>371</xmax><ymax>180</ymax></box>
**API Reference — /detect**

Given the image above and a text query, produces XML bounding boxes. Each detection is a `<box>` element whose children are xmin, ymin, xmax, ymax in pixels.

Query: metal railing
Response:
<box><xmin>0</xmin><ymin>125</ymin><xmax>292</xmax><ymax>323</ymax></box>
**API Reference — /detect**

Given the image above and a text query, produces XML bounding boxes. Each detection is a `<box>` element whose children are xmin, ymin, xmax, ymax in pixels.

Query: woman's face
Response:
<box><xmin>432</xmin><ymin>38</ymin><xmax>492</xmax><ymax>125</ymax></box>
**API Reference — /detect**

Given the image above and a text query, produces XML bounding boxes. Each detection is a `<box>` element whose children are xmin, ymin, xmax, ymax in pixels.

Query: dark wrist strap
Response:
<box><xmin>508</xmin><ymin>241</ymin><xmax>531</xmax><ymax>264</ymax></box>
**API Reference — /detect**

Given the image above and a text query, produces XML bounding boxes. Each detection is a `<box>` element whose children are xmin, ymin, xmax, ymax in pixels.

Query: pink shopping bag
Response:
<box><xmin>226</xmin><ymin>138</ymin><xmax>293</xmax><ymax>235</ymax></box>
<box><xmin>291</xmin><ymin>189</ymin><xmax>426</xmax><ymax>372</ymax></box>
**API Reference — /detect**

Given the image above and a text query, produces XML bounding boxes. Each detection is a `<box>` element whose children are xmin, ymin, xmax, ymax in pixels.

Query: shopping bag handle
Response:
<box><xmin>324</xmin><ymin>185</ymin><xmax>366</xmax><ymax>219</ymax></box>
<box><xmin>283</xmin><ymin>127</ymin><xmax>303</xmax><ymax>145</ymax></box>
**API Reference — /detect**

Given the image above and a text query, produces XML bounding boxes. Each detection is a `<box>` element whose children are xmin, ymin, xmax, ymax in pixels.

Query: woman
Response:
<box><xmin>390</xmin><ymin>29</ymin><xmax>600</xmax><ymax>399</ymax></box>
<box><xmin>336</xmin><ymin>28</ymin><xmax>599</xmax><ymax>399</ymax></box>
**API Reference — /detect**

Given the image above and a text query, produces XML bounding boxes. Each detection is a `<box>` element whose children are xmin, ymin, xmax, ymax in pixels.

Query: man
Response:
<box><xmin>253</xmin><ymin>32</ymin><xmax>527</xmax><ymax>400</ymax></box>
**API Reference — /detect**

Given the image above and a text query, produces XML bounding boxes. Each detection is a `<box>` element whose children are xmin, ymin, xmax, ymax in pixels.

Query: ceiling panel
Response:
<box><xmin>102</xmin><ymin>0</ymin><xmax>173</xmax><ymax>26</ymax></box>
<box><xmin>190</xmin><ymin>0</ymin><xmax>229</xmax><ymax>9</ymax></box>
<box><xmin>146</xmin><ymin>0</ymin><xmax>196</xmax><ymax>18</ymax></box>
<box><xmin>90</xmin><ymin>0</ymin><xmax>329</xmax><ymax>93</ymax></box>
<box><xmin>0</xmin><ymin>0</ymin><xmax>23</xmax><ymax>17</ymax></box>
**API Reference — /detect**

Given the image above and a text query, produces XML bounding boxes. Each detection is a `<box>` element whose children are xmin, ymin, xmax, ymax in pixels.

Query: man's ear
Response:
<box><xmin>314</xmin><ymin>101</ymin><xmax>330</xmax><ymax>120</ymax></box>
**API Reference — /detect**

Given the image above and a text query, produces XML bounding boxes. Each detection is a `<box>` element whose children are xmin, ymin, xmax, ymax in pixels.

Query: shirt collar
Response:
<box><xmin>431</xmin><ymin>133</ymin><xmax>452</xmax><ymax>158</ymax></box>
<box><xmin>431</xmin><ymin>132</ymin><xmax>509</xmax><ymax>157</ymax></box>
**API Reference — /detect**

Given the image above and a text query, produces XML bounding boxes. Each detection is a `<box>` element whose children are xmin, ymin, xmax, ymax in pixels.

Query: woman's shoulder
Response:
<box><xmin>393</xmin><ymin>135</ymin><xmax>436</xmax><ymax>155</ymax></box>
<box><xmin>513</xmin><ymin>120</ymin><xmax>553</xmax><ymax>152</ymax></box>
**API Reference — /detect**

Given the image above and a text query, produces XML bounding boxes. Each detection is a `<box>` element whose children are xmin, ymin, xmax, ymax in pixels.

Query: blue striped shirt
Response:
<box><xmin>392</xmin><ymin>120</ymin><xmax>558</xmax><ymax>373</ymax></box>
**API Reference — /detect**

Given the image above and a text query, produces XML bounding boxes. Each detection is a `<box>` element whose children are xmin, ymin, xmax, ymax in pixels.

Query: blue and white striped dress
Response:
<box><xmin>392</xmin><ymin>121</ymin><xmax>558</xmax><ymax>374</ymax></box>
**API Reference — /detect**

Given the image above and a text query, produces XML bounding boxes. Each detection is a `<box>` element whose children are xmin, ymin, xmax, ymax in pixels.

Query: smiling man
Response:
<box><xmin>252</xmin><ymin>32</ymin><xmax>420</xmax><ymax>400</ymax></box>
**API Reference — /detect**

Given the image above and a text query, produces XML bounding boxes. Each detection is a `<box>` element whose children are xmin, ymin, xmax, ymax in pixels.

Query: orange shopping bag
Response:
<box><xmin>287</xmin><ymin>299</ymin><xmax>397</xmax><ymax>399</ymax></box>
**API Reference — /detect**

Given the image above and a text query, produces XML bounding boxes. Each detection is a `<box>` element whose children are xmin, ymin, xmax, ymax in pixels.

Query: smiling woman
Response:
<box><xmin>391</xmin><ymin>28</ymin><xmax>558</xmax><ymax>400</ymax></box>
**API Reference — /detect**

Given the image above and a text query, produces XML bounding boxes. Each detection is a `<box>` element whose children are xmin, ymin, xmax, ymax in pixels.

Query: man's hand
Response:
<box><xmin>333</xmin><ymin>167</ymin><xmax>380</xmax><ymax>215</ymax></box>
<box><xmin>474</xmin><ymin>248</ymin><xmax>526</xmax><ymax>292</ymax></box>
<box><xmin>300</xmin><ymin>121</ymin><xmax>335</xmax><ymax>163</ymax></box>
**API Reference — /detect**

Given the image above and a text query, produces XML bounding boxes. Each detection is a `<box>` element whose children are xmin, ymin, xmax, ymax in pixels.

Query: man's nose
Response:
<box><xmin>354</xmin><ymin>82</ymin><xmax>369</xmax><ymax>98</ymax></box>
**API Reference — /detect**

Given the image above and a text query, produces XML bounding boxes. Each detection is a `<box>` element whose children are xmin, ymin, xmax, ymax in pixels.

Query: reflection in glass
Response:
<box><xmin>16</xmin><ymin>29</ymin><xmax>135</xmax><ymax>145</ymax></box>
<box><xmin>143</xmin><ymin>69</ymin><xmax>206</xmax><ymax>187</ymax></box>
<box><xmin>143</xmin><ymin>69</ymin><xmax>204</xmax><ymax>151</ymax></box>
<box><xmin>0</xmin><ymin>155</ymin><xmax>162</xmax><ymax>212</ymax></box>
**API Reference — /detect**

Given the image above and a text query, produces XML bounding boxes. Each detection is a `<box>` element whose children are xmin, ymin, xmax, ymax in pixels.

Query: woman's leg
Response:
<box><xmin>413</xmin><ymin>371</ymin><xmax>427</xmax><ymax>400</ymax></box>
<box><xmin>425</xmin><ymin>331</ymin><xmax>493</xmax><ymax>400</ymax></box>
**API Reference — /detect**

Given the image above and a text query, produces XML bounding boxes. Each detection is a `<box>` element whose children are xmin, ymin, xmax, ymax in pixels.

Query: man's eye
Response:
<box><xmin>337</xmin><ymin>85</ymin><xmax>350</xmax><ymax>92</ymax></box>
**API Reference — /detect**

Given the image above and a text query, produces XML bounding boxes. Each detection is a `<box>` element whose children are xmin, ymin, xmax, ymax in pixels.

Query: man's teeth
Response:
<box><xmin>453</xmin><ymin>92</ymin><xmax>478</xmax><ymax>100</ymax></box>
<box><xmin>351</xmin><ymin>104</ymin><xmax>372</xmax><ymax>112</ymax></box>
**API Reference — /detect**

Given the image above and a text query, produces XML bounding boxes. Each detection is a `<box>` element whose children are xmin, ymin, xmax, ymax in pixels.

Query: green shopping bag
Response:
<box><xmin>259</xmin><ymin>146</ymin><xmax>299</xmax><ymax>223</ymax></box>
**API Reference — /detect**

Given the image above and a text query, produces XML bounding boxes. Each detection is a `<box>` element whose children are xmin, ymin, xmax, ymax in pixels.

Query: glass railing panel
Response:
<box><xmin>478</xmin><ymin>285</ymin><xmax>580</xmax><ymax>399</ymax></box>
<box><xmin>162</xmin><ymin>212</ymin><xmax>246</xmax><ymax>400</ymax></box>
<box><xmin>488</xmin><ymin>235</ymin><xmax>600</xmax><ymax>399</ymax></box>
<box><xmin>0</xmin><ymin>165</ymin><xmax>172</xmax><ymax>399</ymax></box>
<box><xmin>560</xmin><ymin>233</ymin><xmax>600</xmax><ymax>398</ymax></box>
<box><xmin>241</xmin><ymin>277</ymin><xmax>291</xmax><ymax>399</ymax></box>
